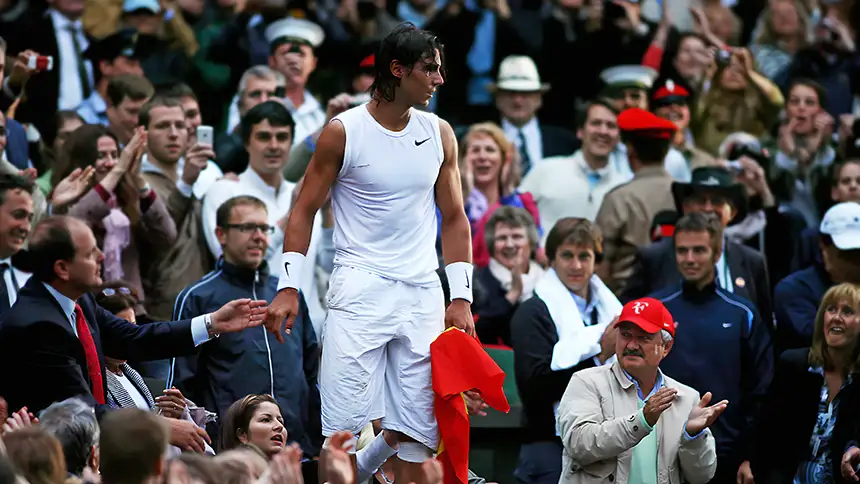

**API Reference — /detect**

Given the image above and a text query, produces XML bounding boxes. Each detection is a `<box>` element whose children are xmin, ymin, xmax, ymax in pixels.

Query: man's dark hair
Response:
<box><xmin>673</xmin><ymin>211</ymin><xmax>723</xmax><ymax>253</ymax></box>
<box><xmin>100</xmin><ymin>409</ymin><xmax>169</xmax><ymax>484</ymax></box>
<box><xmin>369</xmin><ymin>23</ymin><xmax>445</xmax><ymax>103</ymax></box>
<box><xmin>0</xmin><ymin>173</ymin><xmax>34</xmax><ymax>205</ymax></box>
<box><xmin>577</xmin><ymin>98</ymin><xmax>619</xmax><ymax>129</ymax></box>
<box><xmin>216</xmin><ymin>195</ymin><xmax>268</xmax><ymax>228</ymax></box>
<box><xmin>623</xmin><ymin>135</ymin><xmax>672</xmax><ymax>165</ymax></box>
<box><xmin>161</xmin><ymin>82</ymin><xmax>197</xmax><ymax>101</ymax></box>
<box><xmin>27</xmin><ymin>216</ymin><xmax>77</xmax><ymax>282</ymax></box>
<box><xmin>240</xmin><ymin>100</ymin><xmax>295</xmax><ymax>145</ymax></box>
<box><xmin>138</xmin><ymin>95</ymin><xmax>184</xmax><ymax>128</ymax></box>
<box><xmin>106</xmin><ymin>74</ymin><xmax>154</xmax><ymax>108</ymax></box>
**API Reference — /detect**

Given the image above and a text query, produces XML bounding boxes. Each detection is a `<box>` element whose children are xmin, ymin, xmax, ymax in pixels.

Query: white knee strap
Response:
<box><xmin>397</xmin><ymin>442</ymin><xmax>433</xmax><ymax>463</ymax></box>
<box><xmin>356</xmin><ymin>432</ymin><xmax>398</xmax><ymax>482</ymax></box>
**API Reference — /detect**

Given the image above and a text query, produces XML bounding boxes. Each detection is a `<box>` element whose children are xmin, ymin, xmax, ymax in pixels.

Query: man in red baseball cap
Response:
<box><xmin>555</xmin><ymin>297</ymin><xmax>728</xmax><ymax>484</ymax></box>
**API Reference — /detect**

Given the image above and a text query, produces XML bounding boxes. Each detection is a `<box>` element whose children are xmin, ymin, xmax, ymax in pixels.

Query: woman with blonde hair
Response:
<box><xmin>458</xmin><ymin>122</ymin><xmax>542</xmax><ymax>267</ymax></box>
<box><xmin>749</xmin><ymin>0</ymin><xmax>812</xmax><ymax>83</ymax></box>
<box><xmin>691</xmin><ymin>48</ymin><xmax>784</xmax><ymax>156</ymax></box>
<box><xmin>743</xmin><ymin>283</ymin><xmax>860</xmax><ymax>483</ymax></box>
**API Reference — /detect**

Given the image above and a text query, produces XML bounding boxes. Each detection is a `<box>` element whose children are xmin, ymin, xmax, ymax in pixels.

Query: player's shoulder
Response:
<box><xmin>332</xmin><ymin>104</ymin><xmax>369</xmax><ymax>123</ymax></box>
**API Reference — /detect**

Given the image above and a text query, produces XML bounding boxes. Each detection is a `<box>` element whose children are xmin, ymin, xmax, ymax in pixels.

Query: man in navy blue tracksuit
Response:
<box><xmin>651</xmin><ymin>212</ymin><xmax>774</xmax><ymax>484</ymax></box>
<box><xmin>170</xmin><ymin>195</ymin><xmax>322</xmax><ymax>456</ymax></box>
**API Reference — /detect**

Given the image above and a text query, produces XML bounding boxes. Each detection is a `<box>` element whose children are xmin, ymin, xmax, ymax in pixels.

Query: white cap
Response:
<box><xmin>600</xmin><ymin>65</ymin><xmax>658</xmax><ymax>89</ymax></box>
<box><xmin>265</xmin><ymin>18</ymin><xmax>325</xmax><ymax>48</ymax></box>
<box><xmin>488</xmin><ymin>55</ymin><xmax>549</xmax><ymax>93</ymax></box>
<box><xmin>123</xmin><ymin>0</ymin><xmax>160</xmax><ymax>13</ymax></box>
<box><xmin>820</xmin><ymin>202</ymin><xmax>860</xmax><ymax>250</ymax></box>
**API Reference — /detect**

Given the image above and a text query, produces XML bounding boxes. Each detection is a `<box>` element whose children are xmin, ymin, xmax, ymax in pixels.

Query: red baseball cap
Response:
<box><xmin>615</xmin><ymin>297</ymin><xmax>675</xmax><ymax>337</ymax></box>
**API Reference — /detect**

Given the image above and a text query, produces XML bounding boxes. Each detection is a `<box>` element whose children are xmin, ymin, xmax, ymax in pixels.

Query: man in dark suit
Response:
<box><xmin>3</xmin><ymin>0</ymin><xmax>95</xmax><ymax>140</ymax></box>
<box><xmin>622</xmin><ymin>167</ymin><xmax>773</xmax><ymax>325</ymax></box>
<box><xmin>0</xmin><ymin>215</ymin><xmax>269</xmax><ymax>416</ymax></box>
<box><xmin>489</xmin><ymin>55</ymin><xmax>578</xmax><ymax>176</ymax></box>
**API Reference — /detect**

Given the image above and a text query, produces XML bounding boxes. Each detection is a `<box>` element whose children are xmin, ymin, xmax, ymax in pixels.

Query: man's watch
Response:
<box><xmin>205</xmin><ymin>314</ymin><xmax>220</xmax><ymax>338</ymax></box>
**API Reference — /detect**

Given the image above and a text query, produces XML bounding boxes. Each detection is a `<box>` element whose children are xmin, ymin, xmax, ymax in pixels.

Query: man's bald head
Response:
<box><xmin>28</xmin><ymin>216</ymin><xmax>86</xmax><ymax>282</ymax></box>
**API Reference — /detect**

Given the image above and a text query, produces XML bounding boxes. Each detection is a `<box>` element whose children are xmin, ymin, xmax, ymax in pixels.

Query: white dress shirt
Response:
<box><xmin>42</xmin><ymin>282</ymin><xmax>210</xmax><ymax>344</ymax></box>
<box><xmin>0</xmin><ymin>257</ymin><xmax>31</xmax><ymax>307</ymax></box>
<box><xmin>50</xmin><ymin>9</ymin><xmax>94</xmax><ymax>111</ymax></box>
<box><xmin>502</xmin><ymin>117</ymin><xmax>544</xmax><ymax>170</ymax></box>
<box><xmin>520</xmin><ymin>150</ymin><xmax>629</xmax><ymax>229</ymax></box>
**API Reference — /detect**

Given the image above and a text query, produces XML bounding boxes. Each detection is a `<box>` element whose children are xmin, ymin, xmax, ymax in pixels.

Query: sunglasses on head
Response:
<box><xmin>102</xmin><ymin>287</ymin><xmax>133</xmax><ymax>297</ymax></box>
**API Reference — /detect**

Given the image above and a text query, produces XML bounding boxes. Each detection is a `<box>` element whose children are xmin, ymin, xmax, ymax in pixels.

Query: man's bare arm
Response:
<box><xmin>435</xmin><ymin>119</ymin><xmax>472</xmax><ymax>266</ymax></box>
<box><xmin>283</xmin><ymin>121</ymin><xmax>344</xmax><ymax>256</ymax></box>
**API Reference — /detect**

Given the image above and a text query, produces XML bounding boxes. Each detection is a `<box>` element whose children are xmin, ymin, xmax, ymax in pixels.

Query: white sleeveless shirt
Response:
<box><xmin>330</xmin><ymin>105</ymin><xmax>444</xmax><ymax>287</ymax></box>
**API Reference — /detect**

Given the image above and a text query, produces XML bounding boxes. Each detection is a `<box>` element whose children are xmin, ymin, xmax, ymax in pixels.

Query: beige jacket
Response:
<box><xmin>557</xmin><ymin>363</ymin><xmax>717</xmax><ymax>484</ymax></box>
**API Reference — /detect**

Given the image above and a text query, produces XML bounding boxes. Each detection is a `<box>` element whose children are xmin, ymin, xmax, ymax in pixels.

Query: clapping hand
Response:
<box><xmin>51</xmin><ymin>166</ymin><xmax>96</xmax><ymax>210</ymax></box>
<box><xmin>211</xmin><ymin>299</ymin><xmax>269</xmax><ymax>335</ymax></box>
<box><xmin>842</xmin><ymin>447</ymin><xmax>860</xmax><ymax>481</ymax></box>
<box><xmin>2</xmin><ymin>406</ymin><xmax>38</xmax><ymax>435</ymax></box>
<box><xmin>116</xmin><ymin>127</ymin><xmax>147</xmax><ymax>174</ymax></box>
<box><xmin>643</xmin><ymin>387</ymin><xmax>678</xmax><ymax>426</ymax></box>
<box><xmin>685</xmin><ymin>392</ymin><xmax>728</xmax><ymax>435</ymax></box>
<box><xmin>260</xmin><ymin>443</ymin><xmax>305</xmax><ymax>484</ymax></box>
<box><xmin>325</xmin><ymin>431</ymin><xmax>356</xmax><ymax>484</ymax></box>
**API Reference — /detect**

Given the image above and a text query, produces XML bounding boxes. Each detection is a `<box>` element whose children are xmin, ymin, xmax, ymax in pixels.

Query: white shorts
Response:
<box><xmin>319</xmin><ymin>266</ymin><xmax>444</xmax><ymax>450</ymax></box>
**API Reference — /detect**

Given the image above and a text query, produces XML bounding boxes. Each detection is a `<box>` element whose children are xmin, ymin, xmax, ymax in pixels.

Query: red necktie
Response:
<box><xmin>74</xmin><ymin>304</ymin><xmax>105</xmax><ymax>405</ymax></box>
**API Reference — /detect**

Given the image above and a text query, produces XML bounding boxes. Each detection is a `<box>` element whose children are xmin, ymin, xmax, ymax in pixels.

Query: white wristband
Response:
<box><xmin>445</xmin><ymin>261</ymin><xmax>473</xmax><ymax>303</ymax></box>
<box><xmin>277</xmin><ymin>252</ymin><xmax>306</xmax><ymax>291</ymax></box>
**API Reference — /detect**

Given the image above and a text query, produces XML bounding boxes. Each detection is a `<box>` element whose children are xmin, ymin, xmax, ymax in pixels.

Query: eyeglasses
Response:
<box><xmin>102</xmin><ymin>287</ymin><xmax>132</xmax><ymax>297</ymax></box>
<box><xmin>224</xmin><ymin>223</ymin><xmax>276</xmax><ymax>235</ymax></box>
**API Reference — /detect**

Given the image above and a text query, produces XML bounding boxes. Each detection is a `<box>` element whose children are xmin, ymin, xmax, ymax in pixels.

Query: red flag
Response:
<box><xmin>431</xmin><ymin>329</ymin><xmax>510</xmax><ymax>484</ymax></box>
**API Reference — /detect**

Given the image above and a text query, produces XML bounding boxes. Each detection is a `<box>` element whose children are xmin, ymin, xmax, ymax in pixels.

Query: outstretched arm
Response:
<box><xmin>435</xmin><ymin>119</ymin><xmax>475</xmax><ymax>336</ymax></box>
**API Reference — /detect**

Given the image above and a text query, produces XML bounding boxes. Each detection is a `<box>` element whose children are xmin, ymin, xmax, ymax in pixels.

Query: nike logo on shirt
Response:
<box><xmin>415</xmin><ymin>138</ymin><xmax>431</xmax><ymax>146</ymax></box>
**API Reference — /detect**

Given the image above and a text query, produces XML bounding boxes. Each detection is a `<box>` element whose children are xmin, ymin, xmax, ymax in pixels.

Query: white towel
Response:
<box><xmin>534</xmin><ymin>269</ymin><xmax>622</xmax><ymax>372</ymax></box>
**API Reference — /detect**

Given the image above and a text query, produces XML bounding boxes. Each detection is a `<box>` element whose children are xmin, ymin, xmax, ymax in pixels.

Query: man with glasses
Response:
<box><xmin>170</xmin><ymin>194</ymin><xmax>321</xmax><ymax>455</ymax></box>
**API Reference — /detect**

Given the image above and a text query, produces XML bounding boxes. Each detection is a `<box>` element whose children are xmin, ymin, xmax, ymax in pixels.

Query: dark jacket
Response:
<box><xmin>4</xmin><ymin>119</ymin><xmax>30</xmax><ymax>170</ymax></box>
<box><xmin>773</xmin><ymin>265</ymin><xmax>832</xmax><ymax>355</ymax></box>
<box><xmin>624</xmin><ymin>237</ymin><xmax>773</xmax><ymax>328</ymax></box>
<box><xmin>653</xmin><ymin>281</ymin><xmax>774</xmax><ymax>462</ymax></box>
<box><xmin>751</xmin><ymin>348</ymin><xmax>853</xmax><ymax>484</ymax></box>
<box><xmin>473</xmin><ymin>266</ymin><xmax>518</xmax><ymax>346</ymax></box>
<box><xmin>0</xmin><ymin>277</ymin><xmax>197</xmax><ymax>417</ymax></box>
<box><xmin>170</xmin><ymin>259</ymin><xmax>322</xmax><ymax>456</ymax></box>
<box><xmin>510</xmin><ymin>296</ymin><xmax>596</xmax><ymax>443</ymax></box>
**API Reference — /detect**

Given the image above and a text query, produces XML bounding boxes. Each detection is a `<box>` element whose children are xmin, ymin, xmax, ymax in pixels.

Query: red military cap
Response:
<box><xmin>652</xmin><ymin>79</ymin><xmax>690</xmax><ymax>106</ymax></box>
<box><xmin>615</xmin><ymin>297</ymin><xmax>675</xmax><ymax>337</ymax></box>
<box><xmin>359</xmin><ymin>53</ymin><xmax>375</xmax><ymax>68</ymax></box>
<box><xmin>617</xmin><ymin>108</ymin><xmax>678</xmax><ymax>140</ymax></box>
